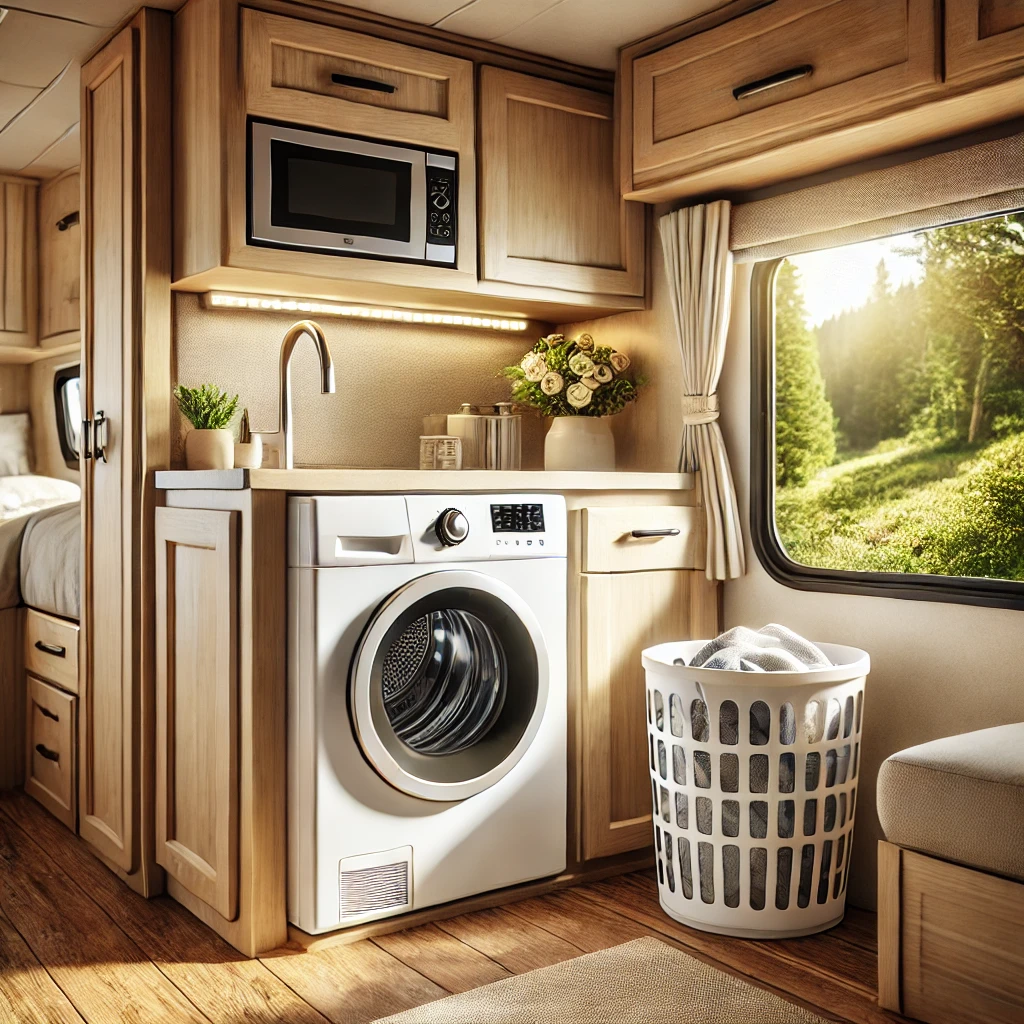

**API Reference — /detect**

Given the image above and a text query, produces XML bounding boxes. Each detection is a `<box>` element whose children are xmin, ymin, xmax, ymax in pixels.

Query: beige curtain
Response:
<box><xmin>659</xmin><ymin>202</ymin><xmax>745</xmax><ymax>581</ymax></box>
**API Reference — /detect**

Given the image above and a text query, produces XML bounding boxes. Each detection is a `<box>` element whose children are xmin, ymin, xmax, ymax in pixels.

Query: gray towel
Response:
<box><xmin>689</xmin><ymin>624</ymin><xmax>831</xmax><ymax>673</ymax></box>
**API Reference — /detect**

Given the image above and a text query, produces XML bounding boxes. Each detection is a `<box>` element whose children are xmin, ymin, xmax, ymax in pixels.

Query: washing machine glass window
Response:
<box><xmin>351</xmin><ymin>570</ymin><xmax>549</xmax><ymax>802</ymax></box>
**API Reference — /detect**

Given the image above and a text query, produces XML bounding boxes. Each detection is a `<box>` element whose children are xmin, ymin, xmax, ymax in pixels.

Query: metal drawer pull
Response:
<box><xmin>331</xmin><ymin>73</ymin><xmax>396</xmax><ymax>94</ymax></box>
<box><xmin>35</xmin><ymin>640</ymin><xmax>66</xmax><ymax>658</ymax></box>
<box><xmin>56</xmin><ymin>210</ymin><xmax>80</xmax><ymax>231</ymax></box>
<box><xmin>733</xmin><ymin>64</ymin><xmax>813</xmax><ymax>101</ymax></box>
<box><xmin>630</xmin><ymin>528</ymin><xmax>681</xmax><ymax>538</ymax></box>
<box><xmin>39</xmin><ymin>706</ymin><xmax>60</xmax><ymax>722</ymax></box>
<box><xmin>35</xmin><ymin>744</ymin><xmax>60</xmax><ymax>763</ymax></box>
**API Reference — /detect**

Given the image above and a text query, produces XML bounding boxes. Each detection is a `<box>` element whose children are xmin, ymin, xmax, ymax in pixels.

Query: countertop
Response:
<box><xmin>154</xmin><ymin>468</ymin><xmax>694</xmax><ymax>492</ymax></box>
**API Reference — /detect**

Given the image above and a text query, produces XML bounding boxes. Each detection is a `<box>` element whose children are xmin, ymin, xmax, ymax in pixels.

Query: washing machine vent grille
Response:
<box><xmin>339</xmin><ymin>847</ymin><xmax>413</xmax><ymax>920</ymax></box>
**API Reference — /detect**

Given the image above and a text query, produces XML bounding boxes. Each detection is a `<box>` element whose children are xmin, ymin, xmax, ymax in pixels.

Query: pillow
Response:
<box><xmin>0</xmin><ymin>413</ymin><xmax>31</xmax><ymax>475</ymax></box>
<box><xmin>0</xmin><ymin>474</ymin><xmax>80</xmax><ymax>521</ymax></box>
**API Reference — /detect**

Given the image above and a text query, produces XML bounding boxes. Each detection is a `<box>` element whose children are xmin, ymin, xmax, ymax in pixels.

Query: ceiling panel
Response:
<box><xmin>323</xmin><ymin>0</ymin><xmax>468</xmax><ymax>23</ymax></box>
<box><xmin>436</xmin><ymin>0</ymin><xmax>563</xmax><ymax>40</ymax></box>
<box><xmin>0</xmin><ymin>82</ymin><xmax>40</xmax><ymax>130</ymax></box>
<box><xmin>0</xmin><ymin>60</ymin><xmax>77</xmax><ymax>174</ymax></box>
<box><xmin>5</xmin><ymin>1</ymin><xmax>185</xmax><ymax>27</ymax></box>
<box><xmin>0</xmin><ymin>9</ymin><xmax>106</xmax><ymax>86</ymax></box>
<box><xmin>19</xmin><ymin>118</ymin><xmax>78</xmax><ymax>176</ymax></box>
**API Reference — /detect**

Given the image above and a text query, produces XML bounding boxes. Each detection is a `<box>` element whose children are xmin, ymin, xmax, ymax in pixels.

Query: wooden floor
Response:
<box><xmin>0</xmin><ymin>790</ymin><xmax>913</xmax><ymax>1024</ymax></box>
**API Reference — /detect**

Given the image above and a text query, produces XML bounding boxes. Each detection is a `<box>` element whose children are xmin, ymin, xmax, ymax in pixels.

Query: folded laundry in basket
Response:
<box><xmin>689</xmin><ymin>624</ymin><xmax>832</xmax><ymax>673</ymax></box>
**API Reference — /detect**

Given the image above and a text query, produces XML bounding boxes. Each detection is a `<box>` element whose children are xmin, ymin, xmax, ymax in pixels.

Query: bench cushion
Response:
<box><xmin>877</xmin><ymin>723</ymin><xmax>1024</xmax><ymax>881</ymax></box>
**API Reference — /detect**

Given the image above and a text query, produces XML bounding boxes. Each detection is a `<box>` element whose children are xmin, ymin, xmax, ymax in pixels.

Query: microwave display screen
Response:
<box><xmin>270</xmin><ymin>139</ymin><xmax>412</xmax><ymax>243</ymax></box>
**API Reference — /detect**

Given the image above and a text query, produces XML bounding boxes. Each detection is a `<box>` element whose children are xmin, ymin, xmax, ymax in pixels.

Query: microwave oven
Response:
<box><xmin>249</xmin><ymin>119</ymin><xmax>457</xmax><ymax>266</ymax></box>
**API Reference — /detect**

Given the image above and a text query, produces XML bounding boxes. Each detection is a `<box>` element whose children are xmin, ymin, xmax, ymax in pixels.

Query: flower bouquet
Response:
<box><xmin>503</xmin><ymin>333</ymin><xmax>641</xmax><ymax>471</ymax></box>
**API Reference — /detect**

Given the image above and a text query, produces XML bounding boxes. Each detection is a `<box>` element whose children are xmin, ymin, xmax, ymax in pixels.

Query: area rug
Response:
<box><xmin>373</xmin><ymin>936</ymin><xmax>831</xmax><ymax>1023</ymax></box>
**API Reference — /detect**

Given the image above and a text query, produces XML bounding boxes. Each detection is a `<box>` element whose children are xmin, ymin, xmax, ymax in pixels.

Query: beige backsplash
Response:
<box><xmin>173</xmin><ymin>293</ymin><xmax>551</xmax><ymax>469</ymax></box>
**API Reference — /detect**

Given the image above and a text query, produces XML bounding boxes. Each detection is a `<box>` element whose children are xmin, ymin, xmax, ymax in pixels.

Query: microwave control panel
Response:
<box><xmin>426</xmin><ymin>158</ymin><xmax>457</xmax><ymax>247</ymax></box>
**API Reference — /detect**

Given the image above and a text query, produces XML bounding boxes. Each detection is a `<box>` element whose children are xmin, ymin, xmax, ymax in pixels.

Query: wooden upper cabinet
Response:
<box><xmin>631</xmin><ymin>0</ymin><xmax>939</xmax><ymax>188</ymax></box>
<box><xmin>479</xmin><ymin>67</ymin><xmax>644</xmax><ymax>299</ymax></box>
<box><xmin>242</xmin><ymin>8</ymin><xmax>474</xmax><ymax>152</ymax></box>
<box><xmin>0</xmin><ymin>177</ymin><xmax>38</xmax><ymax>348</ymax></box>
<box><xmin>38</xmin><ymin>168</ymin><xmax>81</xmax><ymax>344</ymax></box>
<box><xmin>946</xmin><ymin>0</ymin><xmax>1024</xmax><ymax>82</ymax></box>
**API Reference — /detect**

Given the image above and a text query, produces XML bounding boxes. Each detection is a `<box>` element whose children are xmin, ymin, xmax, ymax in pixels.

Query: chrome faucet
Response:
<box><xmin>263</xmin><ymin>320</ymin><xmax>336</xmax><ymax>470</ymax></box>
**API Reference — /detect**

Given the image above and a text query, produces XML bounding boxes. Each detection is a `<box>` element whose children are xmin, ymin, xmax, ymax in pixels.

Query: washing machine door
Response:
<box><xmin>350</xmin><ymin>569</ymin><xmax>548</xmax><ymax>802</ymax></box>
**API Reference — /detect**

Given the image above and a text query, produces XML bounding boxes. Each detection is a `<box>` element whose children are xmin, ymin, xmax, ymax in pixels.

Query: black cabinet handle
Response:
<box><xmin>35</xmin><ymin>744</ymin><xmax>59</xmax><ymax>763</ymax></box>
<box><xmin>733</xmin><ymin>64</ymin><xmax>813</xmax><ymax>101</ymax></box>
<box><xmin>35</xmin><ymin>640</ymin><xmax>66</xmax><ymax>658</ymax></box>
<box><xmin>331</xmin><ymin>73</ymin><xmax>396</xmax><ymax>94</ymax></box>
<box><xmin>56</xmin><ymin>211</ymin><xmax>80</xmax><ymax>231</ymax></box>
<box><xmin>39</xmin><ymin>706</ymin><xmax>60</xmax><ymax>722</ymax></box>
<box><xmin>630</xmin><ymin>528</ymin><xmax>681</xmax><ymax>538</ymax></box>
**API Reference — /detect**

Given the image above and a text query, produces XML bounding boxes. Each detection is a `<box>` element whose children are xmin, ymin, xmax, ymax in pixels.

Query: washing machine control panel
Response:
<box><xmin>407</xmin><ymin>494</ymin><xmax>566</xmax><ymax>561</ymax></box>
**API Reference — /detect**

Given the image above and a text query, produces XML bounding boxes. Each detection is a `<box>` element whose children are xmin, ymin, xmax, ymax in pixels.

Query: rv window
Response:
<box><xmin>752</xmin><ymin>212</ymin><xmax>1024</xmax><ymax>609</ymax></box>
<box><xmin>53</xmin><ymin>364</ymin><xmax>82</xmax><ymax>469</ymax></box>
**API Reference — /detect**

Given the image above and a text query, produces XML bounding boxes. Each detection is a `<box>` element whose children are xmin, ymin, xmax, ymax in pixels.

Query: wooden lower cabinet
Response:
<box><xmin>155</xmin><ymin>506</ymin><xmax>240</xmax><ymax>921</ymax></box>
<box><xmin>577</xmin><ymin>566</ymin><xmax>718</xmax><ymax>861</ymax></box>
<box><xmin>25</xmin><ymin>675</ymin><xmax>77</xmax><ymax>831</ymax></box>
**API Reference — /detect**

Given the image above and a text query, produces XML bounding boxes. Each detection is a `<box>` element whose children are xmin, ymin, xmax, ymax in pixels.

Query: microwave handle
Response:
<box><xmin>331</xmin><ymin>73</ymin><xmax>396</xmax><ymax>95</ymax></box>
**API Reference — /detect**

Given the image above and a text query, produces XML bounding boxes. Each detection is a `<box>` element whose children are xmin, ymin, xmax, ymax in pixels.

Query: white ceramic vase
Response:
<box><xmin>185</xmin><ymin>428</ymin><xmax>234</xmax><ymax>470</ymax></box>
<box><xmin>544</xmin><ymin>415</ymin><xmax>615</xmax><ymax>472</ymax></box>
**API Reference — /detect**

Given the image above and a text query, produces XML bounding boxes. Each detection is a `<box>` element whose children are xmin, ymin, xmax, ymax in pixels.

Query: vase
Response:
<box><xmin>185</xmin><ymin>428</ymin><xmax>234</xmax><ymax>470</ymax></box>
<box><xmin>544</xmin><ymin>416</ymin><xmax>615</xmax><ymax>472</ymax></box>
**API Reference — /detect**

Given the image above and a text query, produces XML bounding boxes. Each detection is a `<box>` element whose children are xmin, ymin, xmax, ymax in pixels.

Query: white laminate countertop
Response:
<box><xmin>154</xmin><ymin>468</ymin><xmax>694</xmax><ymax>493</ymax></box>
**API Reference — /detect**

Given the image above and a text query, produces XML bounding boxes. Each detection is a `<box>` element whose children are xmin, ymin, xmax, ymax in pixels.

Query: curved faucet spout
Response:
<box><xmin>269</xmin><ymin>320</ymin><xmax>336</xmax><ymax>470</ymax></box>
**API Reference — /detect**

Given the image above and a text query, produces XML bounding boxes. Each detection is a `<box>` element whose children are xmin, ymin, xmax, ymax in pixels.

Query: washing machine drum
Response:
<box><xmin>350</xmin><ymin>570</ymin><xmax>550</xmax><ymax>802</ymax></box>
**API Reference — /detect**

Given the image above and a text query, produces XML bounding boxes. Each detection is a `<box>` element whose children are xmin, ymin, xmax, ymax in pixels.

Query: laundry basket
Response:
<box><xmin>642</xmin><ymin>640</ymin><xmax>870</xmax><ymax>939</ymax></box>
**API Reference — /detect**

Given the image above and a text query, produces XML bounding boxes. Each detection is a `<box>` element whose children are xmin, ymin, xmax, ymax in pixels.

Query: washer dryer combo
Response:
<box><xmin>288</xmin><ymin>493</ymin><xmax>567</xmax><ymax>934</ymax></box>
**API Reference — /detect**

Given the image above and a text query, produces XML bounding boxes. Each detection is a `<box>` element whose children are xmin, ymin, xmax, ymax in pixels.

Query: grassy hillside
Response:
<box><xmin>776</xmin><ymin>433</ymin><xmax>1024</xmax><ymax>580</ymax></box>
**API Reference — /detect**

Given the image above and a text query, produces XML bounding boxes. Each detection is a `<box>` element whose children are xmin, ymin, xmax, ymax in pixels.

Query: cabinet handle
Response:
<box><xmin>331</xmin><ymin>73</ymin><xmax>396</xmax><ymax>94</ymax></box>
<box><xmin>56</xmin><ymin>211</ymin><xmax>80</xmax><ymax>232</ymax></box>
<box><xmin>733</xmin><ymin>64</ymin><xmax>813</xmax><ymax>101</ymax></box>
<box><xmin>93</xmin><ymin>411</ymin><xmax>109</xmax><ymax>463</ymax></box>
<box><xmin>39</xmin><ymin>706</ymin><xmax>60</xmax><ymax>722</ymax></box>
<box><xmin>35</xmin><ymin>640</ymin><xmax>67</xmax><ymax>658</ymax></box>
<box><xmin>81</xmin><ymin>418</ymin><xmax>93</xmax><ymax>460</ymax></box>
<box><xmin>630</xmin><ymin>528</ymin><xmax>681</xmax><ymax>538</ymax></box>
<box><xmin>35</xmin><ymin>744</ymin><xmax>59</xmax><ymax>763</ymax></box>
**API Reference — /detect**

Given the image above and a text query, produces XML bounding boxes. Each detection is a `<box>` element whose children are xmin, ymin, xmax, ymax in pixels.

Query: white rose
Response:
<box><xmin>609</xmin><ymin>352</ymin><xmax>630</xmax><ymax>373</ymax></box>
<box><xmin>581</xmin><ymin>375</ymin><xmax>600</xmax><ymax>391</ymax></box>
<box><xmin>592</xmin><ymin>363</ymin><xmax>613</xmax><ymax>383</ymax></box>
<box><xmin>566</xmin><ymin>382</ymin><xmax>592</xmax><ymax>409</ymax></box>
<box><xmin>576</xmin><ymin>333</ymin><xmax>595</xmax><ymax>352</ymax></box>
<box><xmin>521</xmin><ymin>351</ymin><xmax>548</xmax><ymax>382</ymax></box>
<box><xmin>540</xmin><ymin>371</ymin><xmax>564</xmax><ymax>395</ymax></box>
<box><xmin>568</xmin><ymin>352</ymin><xmax>595</xmax><ymax>377</ymax></box>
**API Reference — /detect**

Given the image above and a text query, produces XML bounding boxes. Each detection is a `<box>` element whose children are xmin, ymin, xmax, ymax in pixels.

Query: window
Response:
<box><xmin>752</xmin><ymin>211</ymin><xmax>1024</xmax><ymax>609</ymax></box>
<box><xmin>53</xmin><ymin>364</ymin><xmax>81</xmax><ymax>469</ymax></box>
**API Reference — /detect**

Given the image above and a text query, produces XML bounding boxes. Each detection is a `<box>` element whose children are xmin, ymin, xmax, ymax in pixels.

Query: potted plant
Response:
<box><xmin>503</xmin><ymin>333</ymin><xmax>641</xmax><ymax>471</ymax></box>
<box><xmin>174</xmin><ymin>383</ymin><xmax>240</xmax><ymax>470</ymax></box>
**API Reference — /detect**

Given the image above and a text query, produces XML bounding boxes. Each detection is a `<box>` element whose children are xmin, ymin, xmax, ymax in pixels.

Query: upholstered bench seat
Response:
<box><xmin>876</xmin><ymin>722</ymin><xmax>1024</xmax><ymax>881</ymax></box>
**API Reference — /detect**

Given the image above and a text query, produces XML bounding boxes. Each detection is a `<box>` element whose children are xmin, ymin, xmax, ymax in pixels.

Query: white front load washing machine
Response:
<box><xmin>287</xmin><ymin>493</ymin><xmax>567</xmax><ymax>934</ymax></box>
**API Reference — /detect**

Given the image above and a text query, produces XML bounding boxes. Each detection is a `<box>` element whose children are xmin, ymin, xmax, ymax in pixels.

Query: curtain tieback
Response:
<box><xmin>681</xmin><ymin>394</ymin><xmax>719</xmax><ymax>426</ymax></box>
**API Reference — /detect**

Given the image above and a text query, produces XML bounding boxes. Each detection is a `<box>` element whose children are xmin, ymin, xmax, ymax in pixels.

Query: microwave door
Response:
<box><xmin>251</xmin><ymin>122</ymin><xmax>426</xmax><ymax>260</ymax></box>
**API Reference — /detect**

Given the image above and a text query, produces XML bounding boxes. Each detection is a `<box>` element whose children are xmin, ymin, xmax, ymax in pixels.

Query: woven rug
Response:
<box><xmin>374</xmin><ymin>936</ymin><xmax>831</xmax><ymax>1023</ymax></box>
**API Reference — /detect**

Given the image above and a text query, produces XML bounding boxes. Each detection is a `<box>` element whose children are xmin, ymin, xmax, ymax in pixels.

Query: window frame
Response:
<box><xmin>750</xmin><ymin>257</ymin><xmax>1024</xmax><ymax>612</ymax></box>
<box><xmin>52</xmin><ymin>362</ymin><xmax>81</xmax><ymax>470</ymax></box>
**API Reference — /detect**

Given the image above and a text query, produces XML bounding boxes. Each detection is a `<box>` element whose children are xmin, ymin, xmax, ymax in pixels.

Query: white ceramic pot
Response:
<box><xmin>544</xmin><ymin>416</ymin><xmax>615</xmax><ymax>472</ymax></box>
<box><xmin>185</xmin><ymin>428</ymin><xmax>234</xmax><ymax>470</ymax></box>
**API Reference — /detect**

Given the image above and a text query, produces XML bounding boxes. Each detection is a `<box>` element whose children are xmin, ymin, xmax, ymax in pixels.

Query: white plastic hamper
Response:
<box><xmin>642</xmin><ymin>640</ymin><xmax>870</xmax><ymax>939</ymax></box>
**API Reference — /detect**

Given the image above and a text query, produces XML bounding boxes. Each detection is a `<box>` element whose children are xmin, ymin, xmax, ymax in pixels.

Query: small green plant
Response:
<box><xmin>502</xmin><ymin>333</ymin><xmax>642</xmax><ymax>417</ymax></box>
<box><xmin>174</xmin><ymin>383</ymin><xmax>240</xmax><ymax>430</ymax></box>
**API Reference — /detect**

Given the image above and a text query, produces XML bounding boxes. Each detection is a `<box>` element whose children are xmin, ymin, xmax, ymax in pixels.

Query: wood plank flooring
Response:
<box><xmin>0</xmin><ymin>790</ymin><xmax>913</xmax><ymax>1024</ymax></box>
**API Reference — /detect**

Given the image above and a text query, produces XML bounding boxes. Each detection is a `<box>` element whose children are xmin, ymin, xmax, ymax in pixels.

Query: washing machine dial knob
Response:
<box><xmin>435</xmin><ymin>508</ymin><xmax>469</xmax><ymax>546</ymax></box>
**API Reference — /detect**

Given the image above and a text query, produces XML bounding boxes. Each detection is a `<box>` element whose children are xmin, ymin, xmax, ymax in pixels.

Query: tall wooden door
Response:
<box><xmin>79</xmin><ymin>11</ymin><xmax>171</xmax><ymax>880</ymax></box>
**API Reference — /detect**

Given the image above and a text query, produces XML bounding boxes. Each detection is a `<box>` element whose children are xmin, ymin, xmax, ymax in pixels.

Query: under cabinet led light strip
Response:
<box><xmin>202</xmin><ymin>292</ymin><xmax>530</xmax><ymax>331</ymax></box>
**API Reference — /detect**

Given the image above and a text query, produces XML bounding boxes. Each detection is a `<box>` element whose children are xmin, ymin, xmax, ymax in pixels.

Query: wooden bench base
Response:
<box><xmin>877</xmin><ymin>840</ymin><xmax>1024</xmax><ymax>1024</ymax></box>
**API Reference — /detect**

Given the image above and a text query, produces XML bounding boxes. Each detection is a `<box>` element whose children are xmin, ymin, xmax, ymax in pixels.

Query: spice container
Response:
<box><xmin>482</xmin><ymin>402</ymin><xmax>521</xmax><ymax>470</ymax></box>
<box><xmin>446</xmin><ymin>403</ymin><xmax>486</xmax><ymax>469</ymax></box>
<box><xmin>419</xmin><ymin>435</ymin><xmax>462</xmax><ymax>470</ymax></box>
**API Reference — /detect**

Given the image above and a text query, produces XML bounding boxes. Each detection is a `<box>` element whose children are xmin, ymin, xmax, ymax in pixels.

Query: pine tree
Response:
<box><xmin>775</xmin><ymin>260</ymin><xmax>837</xmax><ymax>487</ymax></box>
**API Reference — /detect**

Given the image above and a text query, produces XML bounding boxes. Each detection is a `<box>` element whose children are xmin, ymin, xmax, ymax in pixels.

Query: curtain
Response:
<box><xmin>659</xmin><ymin>202</ymin><xmax>745</xmax><ymax>581</ymax></box>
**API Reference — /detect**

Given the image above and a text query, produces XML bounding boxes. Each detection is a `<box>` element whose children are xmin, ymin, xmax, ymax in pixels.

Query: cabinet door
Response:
<box><xmin>155</xmin><ymin>507</ymin><xmax>239</xmax><ymax>921</ymax></box>
<box><xmin>0</xmin><ymin>177</ymin><xmax>38</xmax><ymax>348</ymax></box>
<box><xmin>579</xmin><ymin>569</ymin><xmax>718</xmax><ymax>860</ymax></box>
<box><xmin>479</xmin><ymin>67</ymin><xmax>644</xmax><ymax>299</ymax></box>
<box><xmin>38</xmin><ymin>169</ymin><xmax>81</xmax><ymax>343</ymax></box>
<box><xmin>946</xmin><ymin>0</ymin><xmax>1024</xmax><ymax>81</ymax></box>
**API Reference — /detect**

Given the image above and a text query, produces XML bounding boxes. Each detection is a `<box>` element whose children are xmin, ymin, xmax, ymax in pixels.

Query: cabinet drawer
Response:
<box><xmin>242</xmin><ymin>8</ymin><xmax>474</xmax><ymax>151</ymax></box>
<box><xmin>24</xmin><ymin>608</ymin><xmax>79</xmax><ymax>693</ymax></box>
<box><xmin>25</xmin><ymin>675</ymin><xmax>77</xmax><ymax>830</ymax></box>
<box><xmin>581</xmin><ymin>506</ymin><xmax>704</xmax><ymax>573</ymax></box>
<box><xmin>632</xmin><ymin>0</ymin><xmax>938</xmax><ymax>183</ymax></box>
